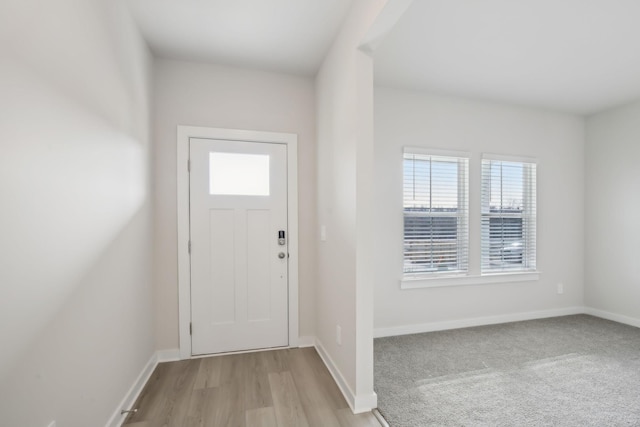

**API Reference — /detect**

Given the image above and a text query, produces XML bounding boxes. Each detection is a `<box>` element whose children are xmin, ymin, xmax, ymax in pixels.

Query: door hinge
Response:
<box><xmin>187</xmin><ymin>159</ymin><xmax>191</xmax><ymax>172</ymax></box>
<box><xmin>190</xmin><ymin>322</ymin><xmax>192</xmax><ymax>336</ymax></box>
<box><xmin>188</xmin><ymin>240</ymin><xmax>191</xmax><ymax>254</ymax></box>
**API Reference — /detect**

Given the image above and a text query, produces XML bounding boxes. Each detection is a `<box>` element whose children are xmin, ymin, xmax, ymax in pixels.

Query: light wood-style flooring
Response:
<box><xmin>124</xmin><ymin>347</ymin><xmax>381</xmax><ymax>427</ymax></box>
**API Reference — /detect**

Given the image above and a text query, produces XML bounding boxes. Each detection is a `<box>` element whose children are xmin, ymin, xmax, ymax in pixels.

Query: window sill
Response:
<box><xmin>400</xmin><ymin>271</ymin><xmax>540</xmax><ymax>290</ymax></box>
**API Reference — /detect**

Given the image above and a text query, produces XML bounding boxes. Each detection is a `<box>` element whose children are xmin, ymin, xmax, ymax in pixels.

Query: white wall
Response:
<box><xmin>0</xmin><ymin>0</ymin><xmax>154</xmax><ymax>426</ymax></box>
<box><xmin>315</xmin><ymin>0</ymin><xmax>387</xmax><ymax>411</ymax></box>
<box><xmin>153</xmin><ymin>59</ymin><xmax>317</xmax><ymax>349</ymax></box>
<box><xmin>585</xmin><ymin>101</ymin><xmax>640</xmax><ymax>321</ymax></box>
<box><xmin>374</xmin><ymin>87</ymin><xmax>585</xmax><ymax>332</ymax></box>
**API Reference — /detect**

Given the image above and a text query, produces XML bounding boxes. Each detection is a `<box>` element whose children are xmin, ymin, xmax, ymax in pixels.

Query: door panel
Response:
<box><xmin>208</xmin><ymin>209</ymin><xmax>235</xmax><ymax>325</ymax></box>
<box><xmin>246</xmin><ymin>209</ymin><xmax>271</xmax><ymax>322</ymax></box>
<box><xmin>189</xmin><ymin>138</ymin><xmax>288</xmax><ymax>355</ymax></box>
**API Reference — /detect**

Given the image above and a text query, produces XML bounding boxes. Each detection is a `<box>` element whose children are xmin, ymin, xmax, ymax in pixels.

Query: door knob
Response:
<box><xmin>278</xmin><ymin>252</ymin><xmax>286</xmax><ymax>259</ymax></box>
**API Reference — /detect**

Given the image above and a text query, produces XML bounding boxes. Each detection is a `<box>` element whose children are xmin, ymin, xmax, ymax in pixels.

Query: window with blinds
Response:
<box><xmin>403</xmin><ymin>150</ymin><xmax>469</xmax><ymax>275</ymax></box>
<box><xmin>481</xmin><ymin>157</ymin><xmax>536</xmax><ymax>273</ymax></box>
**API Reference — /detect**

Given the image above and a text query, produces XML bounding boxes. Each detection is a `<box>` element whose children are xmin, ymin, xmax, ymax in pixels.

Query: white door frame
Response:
<box><xmin>177</xmin><ymin>125</ymin><xmax>299</xmax><ymax>359</ymax></box>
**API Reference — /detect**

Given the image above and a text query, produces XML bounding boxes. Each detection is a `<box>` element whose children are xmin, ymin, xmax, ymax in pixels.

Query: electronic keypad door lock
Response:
<box><xmin>278</xmin><ymin>230</ymin><xmax>286</xmax><ymax>246</ymax></box>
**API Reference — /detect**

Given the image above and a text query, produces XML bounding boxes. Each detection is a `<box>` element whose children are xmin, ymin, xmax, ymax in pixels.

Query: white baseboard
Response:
<box><xmin>354</xmin><ymin>391</ymin><xmax>378</xmax><ymax>414</ymax></box>
<box><xmin>313</xmin><ymin>339</ymin><xmax>377</xmax><ymax>414</ymax></box>
<box><xmin>314</xmin><ymin>339</ymin><xmax>358</xmax><ymax>413</ymax></box>
<box><xmin>374</xmin><ymin>306</ymin><xmax>585</xmax><ymax>338</ymax></box>
<box><xmin>105</xmin><ymin>351</ymin><xmax>158</xmax><ymax>427</ymax></box>
<box><xmin>105</xmin><ymin>348</ymin><xmax>179</xmax><ymax>427</ymax></box>
<box><xmin>584</xmin><ymin>307</ymin><xmax>640</xmax><ymax>328</ymax></box>
<box><xmin>297</xmin><ymin>335</ymin><xmax>316</xmax><ymax>348</ymax></box>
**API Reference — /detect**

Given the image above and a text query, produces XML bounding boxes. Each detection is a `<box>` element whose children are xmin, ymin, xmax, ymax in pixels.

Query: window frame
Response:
<box><xmin>480</xmin><ymin>154</ymin><xmax>537</xmax><ymax>275</ymax></box>
<box><xmin>399</xmin><ymin>151</ymin><xmax>540</xmax><ymax>290</ymax></box>
<box><xmin>402</xmin><ymin>147</ymin><xmax>470</xmax><ymax>278</ymax></box>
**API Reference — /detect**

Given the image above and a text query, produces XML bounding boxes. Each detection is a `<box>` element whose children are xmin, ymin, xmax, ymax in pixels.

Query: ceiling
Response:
<box><xmin>374</xmin><ymin>0</ymin><xmax>640</xmax><ymax>115</ymax></box>
<box><xmin>127</xmin><ymin>0</ymin><xmax>640</xmax><ymax>115</ymax></box>
<box><xmin>127</xmin><ymin>0</ymin><xmax>353</xmax><ymax>76</ymax></box>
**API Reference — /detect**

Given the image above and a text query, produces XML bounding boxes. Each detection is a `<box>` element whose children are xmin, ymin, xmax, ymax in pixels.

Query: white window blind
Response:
<box><xmin>481</xmin><ymin>158</ymin><xmax>536</xmax><ymax>273</ymax></box>
<box><xmin>403</xmin><ymin>151</ymin><xmax>469</xmax><ymax>275</ymax></box>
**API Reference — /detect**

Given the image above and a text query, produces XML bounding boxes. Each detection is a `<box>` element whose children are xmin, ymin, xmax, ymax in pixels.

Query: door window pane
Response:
<box><xmin>209</xmin><ymin>152</ymin><xmax>270</xmax><ymax>196</ymax></box>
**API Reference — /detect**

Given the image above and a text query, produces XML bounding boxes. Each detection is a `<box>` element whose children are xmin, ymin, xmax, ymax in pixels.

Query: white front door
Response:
<box><xmin>189</xmin><ymin>138</ymin><xmax>289</xmax><ymax>355</ymax></box>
